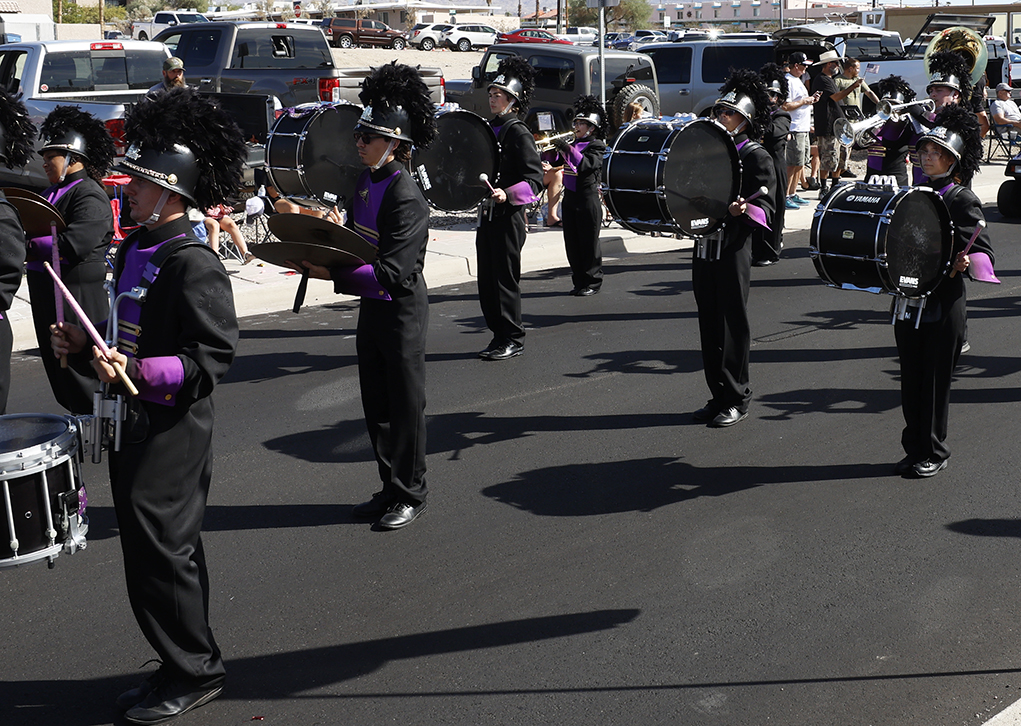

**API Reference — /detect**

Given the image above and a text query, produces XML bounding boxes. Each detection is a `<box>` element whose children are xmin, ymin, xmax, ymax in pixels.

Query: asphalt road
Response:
<box><xmin>4</xmin><ymin>209</ymin><xmax>1021</xmax><ymax>726</ymax></box>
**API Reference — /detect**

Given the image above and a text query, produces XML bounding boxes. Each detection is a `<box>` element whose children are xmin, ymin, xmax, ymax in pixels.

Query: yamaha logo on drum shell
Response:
<box><xmin>846</xmin><ymin>195</ymin><xmax>883</xmax><ymax>204</ymax></box>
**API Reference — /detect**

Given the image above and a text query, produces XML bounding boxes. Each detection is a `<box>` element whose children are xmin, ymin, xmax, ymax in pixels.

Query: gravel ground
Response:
<box><xmin>331</xmin><ymin>45</ymin><xmax>483</xmax><ymax>83</ymax></box>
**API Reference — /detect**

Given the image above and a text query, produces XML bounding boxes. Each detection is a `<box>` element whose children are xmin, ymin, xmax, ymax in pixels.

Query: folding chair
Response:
<box><xmin>987</xmin><ymin>123</ymin><xmax>1021</xmax><ymax>162</ymax></box>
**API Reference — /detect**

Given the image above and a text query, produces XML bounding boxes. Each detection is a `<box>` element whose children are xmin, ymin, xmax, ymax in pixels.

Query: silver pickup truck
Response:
<box><xmin>0</xmin><ymin>38</ymin><xmax>169</xmax><ymax>189</ymax></box>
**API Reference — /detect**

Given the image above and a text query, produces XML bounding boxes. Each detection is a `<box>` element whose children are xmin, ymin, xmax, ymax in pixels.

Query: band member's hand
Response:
<box><xmin>50</xmin><ymin>321</ymin><xmax>87</xmax><ymax>357</ymax></box>
<box><xmin>324</xmin><ymin>206</ymin><xmax>344</xmax><ymax>225</ymax></box>
<box><xmin>491</xmin><ymin>187</ymin><xmax>508</xmax><ymax>204</ymax></box>
<box><xmin>284</xmin><ymin>259</ymin><xmax>332</xmax><ymax>280</ymax></box>
<box><xmin>954</xmin><ymin>253</ymin><xmax>970</xmax><ymax>273</ymax></box>
<box><xmin>541</xmin><ymin>161</ymin><xmax>553</xmax><ymax>172</ymax></box>
<box><xmin>729</xmin><ymin>199</ymin><xmax>747</xmax><ymax>217</ymax></box>
<box><xmin>91</xmin><ymin>346</ymin><xmax>127</xmax><ymax>384</ymax></box>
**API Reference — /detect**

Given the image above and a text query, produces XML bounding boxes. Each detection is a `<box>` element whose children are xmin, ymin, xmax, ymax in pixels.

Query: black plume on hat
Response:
<box><xmin>872</xmin><ymin>75</ymin><xmax>916</xmax><ymax>104</ymax></box>
<box><xmin>572</xmin><ymin>95</ymin><xmax>606</xmax><ymax>138</ymax></box>
<box><xmin>357</xmin><ymin>61</ymin><xmax>437</xmax><ymax>148</ymax></box>
<box><xmin>0</xmin><ymin>89</ymin><xmax>35</xmax><ymax>169</ymax></box>
<box><xmin>39</xmin><ymin>105</ymin><xmax>115</xmax><ymax>182</ymax></box>
<box><xmin>919</xmin><ymin>103</ymin><xmax>981</xmax><ymax>184</ymax></box>
<box><xmin>759</xmin><ymin>62</ymin><xmax>789</xmax><ymax>101</ymax></box>
<box><xmin>926</xmin><ymin>51</ymin><xmax>972</xmax><ymax>100</ymax></box>
<box><xmin>114</xmin><ymin>87</ymin><xmax>245</xmax><ymax>210</ymax></box>
<box><xmin>717</xmin><ymin>68</ymin><xmax>771</xmax><ymax>140</ymax></box>
<box><xmin>491</xmin><ymin>55</ymin><xmax>536</xmax><ymax>112</ymax></box>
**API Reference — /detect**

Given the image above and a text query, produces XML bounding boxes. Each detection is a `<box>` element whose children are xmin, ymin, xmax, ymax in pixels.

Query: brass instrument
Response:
<box><xmin>877</xmin><ymin>98</ymin><xmax>936</xmax><ymax>123</ymax></box>
<box><xmin>924</xmin><ymin>26</ymin><xmax>988</xmax><ymax>89</ymax></box>
<box><xmin>835</xmin><ymin>98</ymin><xmax>938</xmax><ymax>147</ymax></box>
<box><xmin>533</xmin><ymin>130</ymin><xmax>575</xmax><ymax>153</ymax></box>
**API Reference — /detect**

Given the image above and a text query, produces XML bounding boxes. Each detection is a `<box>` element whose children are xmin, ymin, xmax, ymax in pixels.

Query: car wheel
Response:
<box><xmin>421</xmin><ymin>37</ymin><xmax>435</xmax><ymax>51</ymax></box>
<box><xmin>457</xmin><ymin>38</ymin><xmax>471</xmax><ymax>52</ymax></box>
<box><xmin>609</xmin><ymin>83</ymin><xmax>660</xmax><ymax>130</ymax></box>
<box><xmin>392</xmin><ymin>37</ymin><xmax>406</xmax><ymax>50</ymax></box>
<box><xmin>138</xmin><ymin>32</ymin><xmax>148</xmax><ymax>41</ymax></box>
<box><xmin>998</xmin><ymin>178</ymin><xmax>1021</xmax><ymax>217</ymax></box>
<box><xmin>338</xmin><ymin>35</ymin><xmax>353</xmax><ymax>49</ymax></box>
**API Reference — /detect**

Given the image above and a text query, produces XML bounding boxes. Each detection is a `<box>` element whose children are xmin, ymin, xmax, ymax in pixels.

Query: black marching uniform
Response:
<box><xmin>26</xmin><ymin>167</ymin><xmax>113</xmax><ymax>413</ymax></box>
<box><xmin>895</xmin><ymin>177</ymin><xmax>992</xmax><ymax>467</ymax></box>
<box><xmin>693</xmin><ymin>133</ymin><xmax>776</xmax><ymax>415</ymax></box>
<box><xmin>334</xmin><ymin>160</ymin><xmax>430</xmax><ymax>508</ymax></box>
<box><xmin>476</xmin><ymin>111</ymin><xmax>542</xmax><ymax>346</ymax></box>
<box><xmin>557</xmin><ymin>134</ymin><xmax>606</xmax><ymax>291</ymax></box>
<box><xmin>0</xmin><ymin>192</ymin><xmax>24</xmax><ymax>413</ymax></box>
<box><xmin>753</xmin><ymin>106</ymin><xmax>790</xmax><ymax>264</ymax></box>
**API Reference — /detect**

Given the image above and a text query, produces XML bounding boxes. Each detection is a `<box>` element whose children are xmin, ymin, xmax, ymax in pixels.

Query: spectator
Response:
<box><xmin>147</xmin><ymin>57</ymin><xmax>187</xmax><ymax>96</ymax></box>
<box><xmin>811</xmin><ymin>50</ymin><xmax>853</xmax><ymax>197</ymax></box>
<box><xmin>989</xmin><ymin>82</ymin><xmax>1021</xmax><ymax>132</ymax></box>
<box><xmin>781</xmin><ymin>52</ymin><xmax>820</xmax><ymax>208</ymax></box>
<box><xmin>204</xmin><ymin>202</ymin><xmax>254</xmax><ymax>263</ymax></box>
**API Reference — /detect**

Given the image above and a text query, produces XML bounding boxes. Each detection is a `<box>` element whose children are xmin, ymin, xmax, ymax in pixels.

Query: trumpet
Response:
<box><xmin>533</xmin><ymin>130</ymin><xmax>575</xmax><ymax>153</ymax></box>
<box><xmin>835</xmin><ymin>111</ymin><xmax>889</xmax><ymax>148</ymax></box>
<box><xmin>877</xmin><ymin>98</ymin><xmax>936</xmax><ymax>123</ymax></box>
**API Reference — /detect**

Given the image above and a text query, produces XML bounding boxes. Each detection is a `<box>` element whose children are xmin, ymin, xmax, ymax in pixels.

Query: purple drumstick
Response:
<box><xmin>50</xmin><ymin>220</ymin><xmax>66</xmax><ymax>368</ymax></box>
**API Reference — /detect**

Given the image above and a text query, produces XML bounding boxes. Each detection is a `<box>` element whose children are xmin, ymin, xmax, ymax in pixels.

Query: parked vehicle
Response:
<box><xmin>445</xmin><ymin>43</ymin><xmax>659</xmax><ymax>132</ymax></box>
<box><xmin>1010</xmin><ymin>51</ymin><xmax>1021</xmax><ymax>87</ymax></box>
<box><xmin>319</xmin><ymin>17</ymin><xmax>406</xmax><ymax>50</ymax></box>
<box><xmin>634</xmin><ymin>29</ymin><xmax>667</xmax><ymax>40</ymax></box>
<box><xmin>441</xmin><ymin>24</ymin><xmax>498</xmax><ymax>52</ymax></box>
<box><xmin>601</xmin><ymin>32</ymin><xmax>625</xmax><ymax>48</ymax></box>
<box><xmin>556</xmin><ymin>27</ymin><xmax>598</xmax><ymax>45</ymax></box>
<box><xmin>0</xmin><ymin>39</ymin><xmax>169</xmax><ymax>188</ymax></box>
<box><xmin>132</xmin><ymin>11</ymin><xmax>208</xmax><ymax>41</ymax></box>
<box><xmin>998</xmin><ymin>151</ymin><xmax>1021</xmax><ymax>217</ymax></box>
<box><xmin>496</xmin><ymin>29</ymin><xmax>573</xmax><ymax>46</ymax></box>
<box><xmin>408</xmin><ymin>22</ymin><xmax>452</xmax><ymax>51</ymax></box>
<box><xmin>154</xmin><ymin>22</ymin><xmax>343</xmax><ymax>108</ymax></box>
<box><xmin>610</xmin><ymin>34</ymin><xmax>636</xmax><ymax>51</ymax></box>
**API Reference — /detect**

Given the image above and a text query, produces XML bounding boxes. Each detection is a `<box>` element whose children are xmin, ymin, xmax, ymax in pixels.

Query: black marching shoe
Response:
<box><xmin>893</xmin><ymin>456</ymin><xmax>916</xmax><ymax>476</ymax></box>
<box><xmin>912</xmin><ymin>458</ymin><xmax>948</xmax><ymax>478</ymax></box>
<box><xmin>710</xmin><ymin>406</ymin><xmax>748</xmax><ymax>428</ymax></box>
<box><xmin>692</xmin><ymin>401</ymin><xmax>721</xmax><ymax>423</ymax></box>
<box><xmin>571</xmin><ymin>286</ymin><xmax>599</xmax><ymax>296</ymax></box>
<box><xmin>378</xmin><ymin>501</ymin><xmax>427</xmax><ymax>530</ymax></box>
<box><xmin>480</xmin><ymin>340</ymin><xmax>523</xmax><ymax>361</ymax></box>
<box><xmin>352</xmin><ymin>492</ymin><xmax>394</xmax><ymax>519</ymax></box>
<box><xmin>117</xmin><ymin>667</ymin><xmax>166</xmax><ymax>711</ymax></box>
<box><xmin>124</xmin><ymin>677</ymin><xmax>223</xmax><ymax>725</ymax></box>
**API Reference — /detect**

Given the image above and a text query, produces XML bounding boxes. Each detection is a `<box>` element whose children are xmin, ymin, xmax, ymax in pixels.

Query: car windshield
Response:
<box><xmin>177</xmin><ymin>14</ymin><xmax>208</xmax><ymax>23</ymax></box>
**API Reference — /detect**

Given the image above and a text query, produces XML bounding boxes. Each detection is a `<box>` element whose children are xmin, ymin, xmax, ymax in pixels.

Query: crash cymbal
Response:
<box><xmin>250</xmin><ymin>241</ymin><xmax>365</xmax><ymax>270</ymax></box>
<box><xmin>2</xmin><ymin>188</ymin><xmax>66</xmax><ymax>238</ymax></box>
<box><xmin>268</xmin><ymin>213</ymin><xmax>377</xmax><ymax>263</ymax></box>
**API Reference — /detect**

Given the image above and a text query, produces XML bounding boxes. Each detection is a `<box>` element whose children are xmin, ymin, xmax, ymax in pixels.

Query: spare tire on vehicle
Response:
<box><xmin>609</xmin><ymin>83</ymin><xmax>660</xmax><ymax>130</ymax></box>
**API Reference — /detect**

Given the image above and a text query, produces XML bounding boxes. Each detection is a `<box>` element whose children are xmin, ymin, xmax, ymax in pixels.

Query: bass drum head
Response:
<box><xmin>603</xmin><ymin>121</ymin><xmax>678</xmax><ymax>234</ymax></box>
<box><xmin>663</xmin><ymin>119</ymin><xmax>740</xmax><ymax>237</ymax></box>
<box><xmin>412</xmin><ymin>108</ymin><xmax>498</xmax><ymax>212</ymax></box>
<box><xmin>883</xmin><ymin>188</ymin><xmax>953</xmax><ymax>297</ymax></box>
<box><xmin>267</xmin><ymin>103</ymin><xmax>363</xmax><ymax>209</ymax></box>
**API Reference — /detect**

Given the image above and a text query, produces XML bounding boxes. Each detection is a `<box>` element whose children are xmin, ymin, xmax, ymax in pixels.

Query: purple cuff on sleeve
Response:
<box><xmin>505</xmin><ymin>181</ymin><xmax>538</xmax><ymax>207</ymax></box>
<box><xmin>25</xmin><ymin>235</ymin><xmax>56</xmax><ymax>270</ymax></box>
<box><xmin>565</xmin><ymin>144</ymin><xmax>584</xmax><ymax>169</ymax></box>
<box><xmin>333</xmin><ymin>264</ymin><xmax>392</xmax><ymax>301</ymax></box>
<box><xmin>743</xmin><ymin>203</ymin><xmax>770</xmax><ymax>231</ymax></box>
<box><xmin>133</xmin><ymin>355</ymin><xmax>185</xmax><ymax>406</ymax></box>
<box><xmin>968</xmin><ymin>252</ymin><xmax>1000</xmax><ymax>284</ymax></box>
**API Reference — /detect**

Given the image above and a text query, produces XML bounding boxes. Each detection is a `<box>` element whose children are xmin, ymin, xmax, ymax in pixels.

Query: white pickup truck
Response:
<box><xmin>0</xmin><ymin>39</ymin><xmax>170</xmax><ymax>189</ymax></box>
<box><xmin>132</xmin><ymin>11</ymin><xmax>209</xmax><ymax>41</ymax></box>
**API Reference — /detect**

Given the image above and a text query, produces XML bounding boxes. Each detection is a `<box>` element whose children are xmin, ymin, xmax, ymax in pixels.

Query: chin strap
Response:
<box><xmin>370</xmin><ymin>139</ymin><xmax>398</xmax><ymax>171</ymax></box>
<box><xmin>58</xmin><ymin>153</ymin><xmax>77</xmax><ymax>183</ymax></box>
<box><xmin>143</xmin><ymin>187</ymin><xmax>172</xmax><ymax>226</ymax></box>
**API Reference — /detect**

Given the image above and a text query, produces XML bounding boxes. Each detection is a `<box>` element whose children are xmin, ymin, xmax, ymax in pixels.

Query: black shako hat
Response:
<box><xmin>39</xmin><ymin>105</ymin><xmax>116</xmax><ymax>182</ymax></box>
<box><xmin>356</xmin><ymin>61</ymin><xmax>437</xmax><ymax>147</ymax></box>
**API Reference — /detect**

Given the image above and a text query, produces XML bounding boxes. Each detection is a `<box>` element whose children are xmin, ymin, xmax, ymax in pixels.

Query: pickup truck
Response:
<box><xmin>0</xmin><ymin>39</ymin><xmax>169</xmax><ymax>189</ymax></box>
<box><xmin>445</xmin><ymin>44</ymin><xmax>659</xmax><ymax>132</ymax></box>
<box><xmin>132</xmin><ymin>11</ymin><xmax>210</xmax><ymax>42</ymax></box>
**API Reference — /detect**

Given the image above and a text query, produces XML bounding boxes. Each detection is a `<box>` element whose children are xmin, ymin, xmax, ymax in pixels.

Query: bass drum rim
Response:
<box><xmin>412</xmin><ymin>107</ymin><xmax>499</xmax><ymax>213</ymax></box>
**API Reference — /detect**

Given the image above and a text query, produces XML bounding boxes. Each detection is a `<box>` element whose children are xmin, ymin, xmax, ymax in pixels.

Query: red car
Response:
<box><xmin>496</xmin><ymin>29</ymin><xmax>574</xmax><ymax>45</ymax></box>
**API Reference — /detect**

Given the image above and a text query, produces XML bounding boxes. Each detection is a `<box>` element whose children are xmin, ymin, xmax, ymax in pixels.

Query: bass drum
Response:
<box><xmin>602</xmin><ymin>117</ymin><xmax>740</xmax><ymax>236</ymax></box>
<box><xmin>811</xmin><ymin>183</ymin><xmax>953</xmax><ymax>299</ymax></box>
<box><xmin>267</xmin><ymin>102</ymin><xmax>362</xmax><ymax>209</ymax></box>
<box><xmin>412</xmin><ymin>106</ymin><xmax>498</xmax><ymax>212</ymax></box>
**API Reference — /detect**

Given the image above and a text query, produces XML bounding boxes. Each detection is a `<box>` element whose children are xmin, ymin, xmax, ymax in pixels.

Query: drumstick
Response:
<box><xmin>43</xmin><ymin>262</ymin><xmax>138</xmax><ymax>396</ymax></box>
<box><xmin>739</xmin><ymin>186</ymin><xmax>770</xmax><ymax>205</ymax></box>
<box><xmin>50</xmin><ymin>220</ymin><xmax>66</xmax><ymax>368</ymax></box>
<box><xmin>479</xmin><ymin>173</ymin><xmax>496</xmax><ymax>193</ymax></box>
<box><xmin>949</xmin><ymin>220</ymin><xmax>986</xmax><ymax>279</ymax></box>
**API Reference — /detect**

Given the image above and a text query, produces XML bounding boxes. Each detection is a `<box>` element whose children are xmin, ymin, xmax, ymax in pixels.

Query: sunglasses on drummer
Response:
<box><xmin>353</xmin><ymin>132</ymin><xmax>384</xmax><ymax>144</ymax></box>
<box><xmin>714</xmin><ymin>107</ymin><xmax>739</xmax><ymax>117</ymax></box>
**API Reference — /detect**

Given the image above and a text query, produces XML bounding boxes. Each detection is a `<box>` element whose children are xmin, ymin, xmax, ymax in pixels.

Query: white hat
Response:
<box><xmin>817</xmin><ymin>49</ymin><xmax>842</xmax><ymax>64</ymax></box>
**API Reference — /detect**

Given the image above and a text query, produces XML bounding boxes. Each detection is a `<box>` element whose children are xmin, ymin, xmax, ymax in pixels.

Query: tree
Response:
<box><xmin>567</xmin><ymin>0</ymin><xmax>651</xmax><ymax>32</ymax></box>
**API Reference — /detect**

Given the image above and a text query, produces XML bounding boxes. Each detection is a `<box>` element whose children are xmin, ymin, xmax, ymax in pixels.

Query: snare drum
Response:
<box><xmin>603</xmin><ymin>117</ymin><xmax>740</xmax><ymax>236</ymax></box>
<box><xmin>412</xmin><ymin>106</ymin><xmax>498</xmax><ymax>212</ymax></box>
<box><xmin>267</xmin><ymin>102</ymin><xmax>363</xmax><ymax>209</ymax></box>
<box><xmin>0</xmin><ymin>414</ymin><xmax>88</xmax><ymax>568</ymax></box>
<box><xmin>811</xmin><ymin>183</ymin><xmax>953</xmax><ymax>298</ymax></box>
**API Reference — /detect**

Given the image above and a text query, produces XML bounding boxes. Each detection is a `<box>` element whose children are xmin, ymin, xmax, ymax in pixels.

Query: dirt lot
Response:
<box><xmin>331</xmin><ymin>46</ymin><xmax>484</xmax><ymax>83</ymax></box>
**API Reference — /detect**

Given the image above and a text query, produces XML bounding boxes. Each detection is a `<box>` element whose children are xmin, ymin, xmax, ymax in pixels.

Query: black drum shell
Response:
<box><xmin>267</xmin><ymin>102</ymin><xmax>363</xmax><ymax>209</ymax></box>
<box><xmin>412</xmin><ymin>107</ymin><xmax>498</xmax><ymax>212</ymax></box>
<box><xmin>811</xmin><ymin>184</ymin><xmax>953</xmax><ymax>299</ymax></box>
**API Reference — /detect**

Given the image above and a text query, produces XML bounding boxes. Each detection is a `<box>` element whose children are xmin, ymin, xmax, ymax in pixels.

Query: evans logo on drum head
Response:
<box><xmin>842</xmin><ymin>230</ymin><xmax>854</xmax><ymax>239</ymax></box>
<box><xmin>899</xmin><ymin>275</ymin><xmax>920</xmax><ymax>288</ymax></box>
<box><xmin>691</xmin><ymin>217</ymin><xmax>710</xmax><ymax>230</ymax></box>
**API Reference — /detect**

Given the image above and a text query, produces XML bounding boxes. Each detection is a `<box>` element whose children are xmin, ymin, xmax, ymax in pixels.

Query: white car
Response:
<box><xmin>557</xmin><ymin>27</ymin><xmax>598</xmax><ymax>45</ymax></box>
<box><xmin>408</xmin><ymin>22</ymin><xmax>452</xmax><ymax>51</ymax></box>
<box><xmin>441</xmin><ymin>24</ymin><xmax>498</xmax><ymax>52</ymax></box>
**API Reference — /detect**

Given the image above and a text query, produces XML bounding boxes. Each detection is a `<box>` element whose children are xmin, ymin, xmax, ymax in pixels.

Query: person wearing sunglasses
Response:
<box><xmin>691</xmin><ymin>69</ymin><xmax>776</xmax><ymax>429</ymax></box>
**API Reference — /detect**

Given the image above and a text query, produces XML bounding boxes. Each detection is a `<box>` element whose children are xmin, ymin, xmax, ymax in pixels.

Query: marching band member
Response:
<box><xmin>50</xmin><ymin>87</ymin><xmax>246</xmax><ymax>723</ymax></box>
<box><xmin>551</xmin><ymin>95</ymin><xmax>607</xmax><ymax>295</ymax></box>
<box><xmin>27</xmin><ymin>105</ymin><xmax>115</xmax><ymax>414</ymax></box>
<box><xmin>691</xmin><ymin>69</ymin><xmax>776</xmax><ymax>428</ymax></box>
<box><xmin>0</xmin><ymin>91</ymin><xmax>33</xmax><ymax>414</ymax></box>
<box><xmin>476</xmin><ymin>56</ymin><xmax>542</xmax><ymax>361</ymax></box>
<box><xmin>864</xmin><ymin>75</ymin><xmax>916</xmax><ymax>186</ymax></box>
<box><xmin>289</xmin><ymin>62</ymin><xmax>437</xmax><ymax>530</ymax></box>
<box><xmin>893</xmin><ymin>105</ymin><xmax>994</xmax><ymax>478</ymax></box>
<box><xmin>753</xmin><ymin>63</ymin><xmax>791</xmax><ymax>266</ymax></box>
<box><xmin>909</xmin><ymin>52</ymin><xmax>972</xmax><ymax>185</ymax></box>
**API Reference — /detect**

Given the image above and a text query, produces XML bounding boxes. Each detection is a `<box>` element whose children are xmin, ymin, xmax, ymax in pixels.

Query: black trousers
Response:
<box><xmin>692</xmin><ymin>241</ymin><xmax>752</xmax><ymax>411</ymax></box>
<box><xmin>111</xmin><ymin>402</ymin><xmax>225</xmax><ymax>688</ymax></box>
<box><xmin>894</xmin><ymin>282</ymin><xmax>966</xmax><ymax>463</ymax></box>
<box><xmin>562</xmin><ymin>188</ymin><xmax>602</xmax><ymax>290</ymax></box>
<box><xmin>476</xmin><ymin>207</ymin><xmax>526</xmax><ymax>345</ymax></box>
<box><xmin>27</xmin><ymin>261</ymin><xmax>108</xmax><ymax>414</ymax></box>
<box><xmin>357</xmin><ymin>290</ymin><xmax>428</xmax><ymax>504</ymax></box>
<box><xmin>0</xmin><ymin>314</ymin><xmax>10</xmax><ymax>414</ymax></box>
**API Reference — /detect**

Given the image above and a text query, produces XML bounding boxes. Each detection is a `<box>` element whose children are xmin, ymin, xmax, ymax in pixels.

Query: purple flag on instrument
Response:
<box><xmin>969</xmin><ymin>252</ymin><xmax>1000</xmax><ymax>284</ymax></box>
<box><xmin>744</xmin><ymin>203</ymin><xmax>770</xmax><ymax>231</ymax></box>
